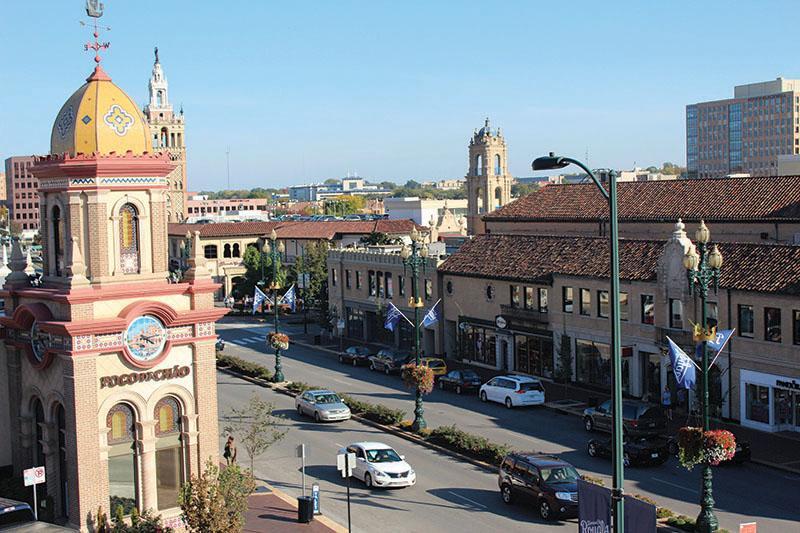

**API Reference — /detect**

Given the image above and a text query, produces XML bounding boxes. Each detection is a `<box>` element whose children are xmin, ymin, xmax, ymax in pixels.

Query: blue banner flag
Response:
<box><xmin>281</xmin><ymin>284</ymin><xmax>297</xmax><ymax>312</ymax></box>
<box><xmin>578</xmin><ymin>479</ymin><xmax>611</xmax><ymax>533</ymax></box>
<box><xmin>252</xmin><ymin>286</ymin><xmax>268</xmax><ymax>315</ymax></box>
<box><xmin>707</xmin><ymin>329</ymin><xmax>734</xmax><ymax>352</ymax></box>
<box><xmin>384</xmin><ymin>302</ymin><xmax>404</xmax><ymax>332</ymax></box>
<box><xmin>421</xmin><ymin>300</ymin><xmax>441</xmax><ymax>328</ymax></box>
<box><xmin>667</xmin><ymin>336</ymin><xmax>697</xmax><ymax>390</ymax></box>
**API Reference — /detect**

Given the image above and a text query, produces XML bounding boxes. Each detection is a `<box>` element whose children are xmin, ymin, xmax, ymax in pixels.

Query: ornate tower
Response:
<box><xmin>0</xmin><ymin>16</ymin><xmax>225</xmax><ymax>529</ymax></box>
<box><xmin>143</xmin><ymin>48</ymin><xmax>187</xmax><ymax>222</ymax></box>
<box><xmin>465</xmin><ymin>118</ymin><xmax>513</xmax><ymax>234</ymax></box>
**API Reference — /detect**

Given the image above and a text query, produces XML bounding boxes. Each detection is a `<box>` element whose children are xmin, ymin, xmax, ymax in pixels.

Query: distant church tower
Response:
<box><xmin>143</xmin><ymin>47</ymin><xmax>187</xmax><ymax>222</ymax></box>
<box><xmin>466</xmin><ymin>118</ymin><xmax>512</xmax><ymax>234</ymax></box>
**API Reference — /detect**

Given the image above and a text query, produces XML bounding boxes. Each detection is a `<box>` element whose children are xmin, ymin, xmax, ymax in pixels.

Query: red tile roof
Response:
<box><xmin>439</xmin><ymin>234</ymin><xmax>800</xmax><ymax>295</ymax></box>
<box><xmin>168</xmin><ymin>219</ymin><xmax>422</xmax><ymax>239</ymax></box>
<box><xmin>486</xmin><ymin>176</ymin><xmax>800</xmax><ymax>222</ymax></box>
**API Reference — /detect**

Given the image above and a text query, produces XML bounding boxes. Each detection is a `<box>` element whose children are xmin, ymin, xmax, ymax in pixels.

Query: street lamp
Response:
<box><xmin>683</xmin><ymin>220</ymin><xmax>722</xmax><ymax>533</ymax></box>
<box><xmin>532</xmin><ymin>153</ymin><xmax>624</xmax><ymax>532</ymax></box>
<box><xmin>262</xmin><ymin>229</ymin><xmax>286</xmax><ymax>382</ymax></box>
<box><xmin>400</xmin><ymin>227</ymin><xmax>428</xmax><ymax>432</ymax></box>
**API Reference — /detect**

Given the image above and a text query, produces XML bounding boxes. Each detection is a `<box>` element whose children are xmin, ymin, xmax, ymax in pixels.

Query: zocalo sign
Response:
<box><xmin>100</xmin><ymin>365</ymin><xmax>191</xmax><ymax>388</ymax></box>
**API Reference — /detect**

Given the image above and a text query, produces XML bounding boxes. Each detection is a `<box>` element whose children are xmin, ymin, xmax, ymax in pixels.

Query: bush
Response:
<box><xmin>631</xmin><ymin>493</ymin><xmax>672</xmax><ymax>518</ymax></box>
<box><xmin>667</xmin><ymin>515</ymin><xmax>696</xmax><ymax>532</ymax></box>
<box><xmin>581</xmin><ymin>475</ymin><xmax>605</xmax><ymax>486</ymax></box>
<box><xmin>427</xmin><ymin>425</ymin><xmax>511</xmax><ymax>466</ymax></box>
<box><xmin>339</xmin><ymin>394</ymin><xmax>405</xmax><ymax>425</ymax></box>
<box><xmin>285</xmin><ymin>381</ymin><xmax>319</xmax><ymax>395</ymax></box>
<box><xmin>217</xmin><ymin>354</ymin><xmax>272</xmax><ymax>381</ymax></box>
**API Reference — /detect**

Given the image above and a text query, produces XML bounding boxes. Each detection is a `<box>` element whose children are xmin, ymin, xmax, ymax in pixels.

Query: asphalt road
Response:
<box><xmin>217</xmin><ymin>316</ymin><xmax>800</xmax><ymax>532</ymax></box>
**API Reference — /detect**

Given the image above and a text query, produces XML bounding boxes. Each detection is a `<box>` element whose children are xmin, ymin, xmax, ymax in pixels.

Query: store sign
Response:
<box><xmin>495</xmin><ymin>316</ymin><xmax>507</xmax><ymax>329</ymax></box>
<box><xmin>775</xmin><ymin>379</ymin><xmax>799</xmax><ymax>391</ymax></box>
<box><xmin>100</xmin><ymin>365</ymin><xmax>191</xmax><ymax>388</ymax></box>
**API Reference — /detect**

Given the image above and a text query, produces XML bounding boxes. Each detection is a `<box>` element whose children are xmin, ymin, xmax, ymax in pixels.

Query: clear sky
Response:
<box><xmin>1</xmin><ymin>1</ymin><xmax>796</xmax><ymax>191</ymax></box>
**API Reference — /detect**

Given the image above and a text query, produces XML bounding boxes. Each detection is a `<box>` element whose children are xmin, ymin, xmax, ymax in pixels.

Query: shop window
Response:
<box><xmin>398</xmin><ymin>275</ymin><xmax>405</xmax><ymax>296</ymax></box>
<box><xmin>619</xmin><ymin>292</ymin><xmax>629</xmax><ymax>321</ymax></box>
<box><xmin>377</xmin><ymin>271</ymin><xmax>385</xmax><ymax>298</ymax></box>
<box><xmin>765</xmin><ymin>307</ymin><xmax>782</xmax><ymax>342</ymax></box>
<box><xmin>538</xmin><ymin>288</ymin><xmax>548</xmax><ymax>313</ymax></box>
<box><xmin>424</xmin><ymin>279</ymin><xmax>432</xmax><ymax>300</ymax></box>
<box><xmin>368</xmin><ymin>270</ymin><xmax>376</xmax><ymax>296</ymax></box>
<box><xmin>203</xmin><ymin>245</ymin><xmax>217</xmax><ymax>259</ymax></box>
<box><xmin>345</xmin><ymin>269</ymin><xmax>351</xmax><ymax>289</ymax></box>
<box><xmin>459</xmin><ymin>325</ymin><xmax>496</xmax><ymax>366</ymax></box>
<box><xmin>346</xmin><ymin>307</ymin><xmax>365</xmax><ymax>339</ymax></box>
<box><xmin>579</xmin><ymin>289</ymin><xmax>591</xmax><ymax>316</ymax></box>
<box><xmin>386</xmin><ymin>273</ymin><xmax>393</xmax><ymax>298</ymax></box>
<box><xmin>562</xmin><ymin>287</ymin><xmax>573</xmax><ymax>313</ymax></box>
<box><xmin>738</xmin><ymin>305</ymin><xmax>754</xmax><ymax>337</ymax></box>
<box><xmin>598</xmin><ymin>291</ymin><xmax>609</xmax><ymax>318</ymax></box>
<box><xmin>515</xmin><ymin>334</ymin><xmax>553</xmax><ymax>378</ymax></box>
<box><xmin>745</xmin><ymin>384</ymin><xmax>770</xmax><ymax>424</ymax></box>
<box><xmin>119</xmin><ymin>203</ymin><xmax>141</xmax><ymax>273</ymax></box>
<box><xmin>669</xmin><ymin>299</ymin><xmax>683</xmax><ymax>329</ymax></box>
<box><xmin>576</xmin><ymin>339</ymin><xmax>629</xmax><ymax>393</ymax></box>
<box><xmin>524</xmin><ymin>287</ymin><xmax>535</xmax><ymax>310</ymax></box>
<box><xmin>154</xmin><ymin>397</ymin><xmax>184</xmax><ymax>510</ymax></box>
<box><xmin>510</xmin><ymin>285</ymin><xmax>521</xmax><ymax>308</ymax></box>
<box><xmin>106</xmin><ymin>403</ymin><xmax>138</xmax><ymax>514</ymax></box>
<box><xmin>793</xmin><ymin>310</ymin><xmax>800</xmax><ymax>346</ymax></box>
<box><xmin>356</xmin><ymin>271</ymin><xmax>362</xmax><ymax>289</ymax></box>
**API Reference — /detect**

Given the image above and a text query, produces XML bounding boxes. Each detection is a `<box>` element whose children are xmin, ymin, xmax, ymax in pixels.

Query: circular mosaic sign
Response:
<box><xmin>124</xmin><ymin>315</ymin><xmax>168</xmax><ymax>363</ymax></box>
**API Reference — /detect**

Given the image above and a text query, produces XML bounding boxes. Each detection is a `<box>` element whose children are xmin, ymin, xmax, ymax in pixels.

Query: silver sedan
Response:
<box><xmin>295</xmin><ymin>390</ymin><xmax>351</xmax><ymax>422</ymax></box>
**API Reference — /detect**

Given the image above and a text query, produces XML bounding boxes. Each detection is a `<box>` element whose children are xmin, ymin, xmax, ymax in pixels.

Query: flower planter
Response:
<box><xmin>677</xmin><ymin>426</ymin><xmax>736</xmax><ymax>470</ymax></box>
<box><xmin>268</xmin><ymin>333</ymin><xmax>290</xmax><ymax>351</ymax></box>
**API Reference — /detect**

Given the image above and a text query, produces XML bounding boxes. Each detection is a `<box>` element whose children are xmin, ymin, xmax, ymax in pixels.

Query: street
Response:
<box><xmin>217</xmin><ymin>316</ymin><xmax>800</xmax><ymax>532</ymax></box>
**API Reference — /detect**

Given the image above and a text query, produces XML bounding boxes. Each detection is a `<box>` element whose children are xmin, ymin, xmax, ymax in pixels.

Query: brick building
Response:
<box><xmin>4</xmin><ymin>156</ymin><xmax>40</xmax><ymax>237</ymax></box>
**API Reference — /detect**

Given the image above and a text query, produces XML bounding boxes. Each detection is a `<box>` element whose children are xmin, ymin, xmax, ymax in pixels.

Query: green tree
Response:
<box><xmin>511</xmin><ymin>182</ymin><xmax>540</xmax><ymax>198</ymax></box>
<box><xmin>331</xmin><ymin>195</ymin><xmax>365</xmax><ymax>214</ymax></box>
<box><xmin>179</xmin><ymin>460</ymin><xmax>255</xmax><ymax>533</ymax></box>
<box><xmin>359</xmin><ymin>231</ymin><xmax>401</xmax><ymax>246</ymax></box>
<box><xmin>323</xmin><ymin>178</ymin><xmax>340</xmax><ymax>185</ymax></box>
<box><xmin>404</xmin><ymin>179</ymin><xmax>422</xmax><ymax>189</ymax></box>
<box><xmin>293</xmin><ymin>241</ymin><xmax>329</xmax><ymax>323</ymax></box>
<box><xmin>234</xmin><ymin>245</ymin><xmax>286</xmax><ymax>300</ymax></box>
<box><xmin>9</xmin><ymin>221</ymin><xmax>22</xmax><ymax>237</ymax></box>
<box><xmin>379</xmin><ymin>181</ymin><xmax>396</xmax><ymax>190</ymax></box>
<box><xmin>224</xmin><ymin>393</ymin><xmax>288</xmax><ymax>473</ymax></box>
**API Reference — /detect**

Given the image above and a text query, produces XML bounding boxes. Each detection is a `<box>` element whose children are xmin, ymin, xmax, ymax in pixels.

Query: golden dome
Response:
<box><xmin>50</xmin><ymin>66</ymin><xmax>150</xmax><ymax>156</ymax></box>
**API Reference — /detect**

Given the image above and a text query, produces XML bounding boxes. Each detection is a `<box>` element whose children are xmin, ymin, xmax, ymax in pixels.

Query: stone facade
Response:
<box><xmin>465</xmin><ymin>118</ymin><xmax>513</xmax><ymax>234</ymax></box>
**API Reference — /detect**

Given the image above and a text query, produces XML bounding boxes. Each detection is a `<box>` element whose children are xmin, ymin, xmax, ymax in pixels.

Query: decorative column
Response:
<box><xmin>137</xmin><ymin>420</ymin><xmax>159</xmax><ymax>512</ymax></box>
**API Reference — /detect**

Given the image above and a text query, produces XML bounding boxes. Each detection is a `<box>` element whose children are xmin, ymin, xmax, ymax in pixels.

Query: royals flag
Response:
<box><xmin>421</xmin><ymin>300</ymin><xmax>441</xmax><ymax>328</ymax></box>
<box><xmin>667</xmin><ymin>336</ymin><xmax>697</xmax><ymax>390</ymax></box>
<box><xmin>707</xmin><ymin>329</ymin><xmax>734</xmax><ymax>352</ymax></box>
<box><xmin>281</xmin><ymin>284</ymin><xmax>297</xmax><ymax>312</ymax></box>
<box><xmin>252</xmin><ymin>286</ymin><xmax>268</xmax><ymax>315</ymax></box>
<box><xmin>384</xmin><ymin>302</ymin><xmax>404</xmax><ymax>332</ymax></box>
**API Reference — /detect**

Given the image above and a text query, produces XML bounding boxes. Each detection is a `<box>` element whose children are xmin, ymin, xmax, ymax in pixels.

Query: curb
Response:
<box><xmin>258</xmin><ymin>481</ymin><xmax>348</xmax><ymax>533</ymax></box>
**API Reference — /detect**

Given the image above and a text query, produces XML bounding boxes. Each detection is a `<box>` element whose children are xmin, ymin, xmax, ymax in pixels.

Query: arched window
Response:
<box><xmin>494</xmin><ymin>187</ymin><xmax>503</xmax><ymax>209</ymax></box>
<box><xmin>106</xmin><ymin>403</ymin><xmax>138</xmax><ymax>515</ymax></box>
<box><xmin>156</xmin><ymin>90</ymin><xmax>164</xmax><ymax>107</ymax></box>
<box><xmin>56</xmin><ymin>404</ymin><xmax>68</xmax><ymax>519</ymax></box>
<box><xmin>204</xmin><ymin>245</ymin><xmax>218</xmax><ymax>259</ymax></box>
<box><xmin>232</xmin><ymin>243</ymin><xmax>241</xmax><ymax>258</ymax></box>
<box><xmin>119</xmin><ymin>204</ymin><xmax>140</xmax><ymax>274</ymax></box>
<box><xmin>52</xmin><ymin>205</ymin><xmax>64</xmax><ymax>276</ymax></box>
<box><xmin>494</xmin><ymin>154</ymin><xmax>502</xmax><ymax>176</ymax></box>
<box><xmin>160</xmin><ymin>127</ymin><xmax>168</xmax><ymax>148</ymax></box>
<box><xmin>154</xmin><ymin>397</ymin><xmax>184</xmax><ymax>510</ymax></box>
<box><xmin>223</xmin><ymin>243</ymin><xmax>232</xmax><ymax>258</ymax></box>
<box><xmin>32</xmin><ymin>398</ymin><xmax>45</xmax><ymax>467</ymax></box>
<box><xmin>476</xmin><ymin>154</ymin><xmax>483</xmax><ymax>176</ymax></box>
<box><xmin>475</xmin><ymin>187</ymin><xmax>484</xmax><ymax>214</ymax></box>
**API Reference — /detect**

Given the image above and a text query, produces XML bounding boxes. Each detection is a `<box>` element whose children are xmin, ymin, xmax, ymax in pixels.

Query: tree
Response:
<box><xmin>9</xmin><ymin>220</ymin><xmax>22</xmax><ymax>237</ymax></box>
<box><xmin>224</xmin><ymin>393</ymin><xmax>288</xmax><ymax>473</ymax></box>
<box><xmin>292</xmin><ymin>241</ymin><xmax>329</xmax><ymax>323</ymax></box>
<box><xmin>404</xmin><ymin>179</ymin><xmax>422</xmax><ymax>189</ymax></box>
<box><xmin>179</xmin><ymin>460</ymin><xmax>255</xmax><ymax>533</ymax></box>
<box><xmin>323</xmin><ymin>178</ymin><xmax>340</xmax><ymax>186</ymax></box>
<box><xmin>331</xmin><ymin>194</ymin><xmax>365</xmax><ymax>214</ymax></box>
<box><xmin>379</xmin><ymin>181</ymin><xmax>396</xmax><ymax>190</ymax></box>
<box><xmin>359</xmin><ymin>231</ymin><xmax>401</xmax><ymax>246</ymax></box>
<box><xmin>235</xmin><ymin>245</ymin><xmax>286</xmax><ymax>300</ymax></box>
<box><xmin>511</xmin><ymin>182</ymin><xmax>540</xmax><ymax>198</ymax></box>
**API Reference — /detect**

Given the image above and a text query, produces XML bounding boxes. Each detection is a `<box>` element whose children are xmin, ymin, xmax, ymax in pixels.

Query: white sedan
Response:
<box><xmin>338</xmin><ymin>442</ymin><xmax>416</xmax><ymax>488</ymax></box>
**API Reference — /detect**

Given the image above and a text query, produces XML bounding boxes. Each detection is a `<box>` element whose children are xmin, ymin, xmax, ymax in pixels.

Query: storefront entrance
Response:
<box><xmin>741</xmin><ymin>370</ymin><xmax>800</xmax><ymax>432</ymax></box>
<box><xmin>774</xmin><ymin>389</ymin><xmax>800</xmax><ymax>431</ymax></box>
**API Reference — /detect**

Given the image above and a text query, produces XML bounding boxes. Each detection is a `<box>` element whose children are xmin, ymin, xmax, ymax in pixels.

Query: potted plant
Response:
<box><xmin>401</xmin><ymin>363</ymin><xmax>435</xmax><ymax>395</ymax></box>
<box><xmin>703</xmin><ymin>429</ymin><xmax>736</xmax><ymax>466</ymax></box>
<box><xmin>677</xmin><ymin>426</ymin><xmax>736</xmax><ymax>470</ymax></box>
<box><xmin>268</xmin><ymin>332</ymin><xmax>290</xmax><ymax>351</ymax></box>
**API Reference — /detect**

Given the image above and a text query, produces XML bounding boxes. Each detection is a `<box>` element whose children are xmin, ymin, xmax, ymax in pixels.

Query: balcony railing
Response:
<box><xmin>499</xmin><ymin>304</ymin><xmax>549</xmax><ymax>325</ymax></box>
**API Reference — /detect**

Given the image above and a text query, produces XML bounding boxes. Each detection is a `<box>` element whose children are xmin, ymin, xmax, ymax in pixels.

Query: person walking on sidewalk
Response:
<box><xmin>224</xmin><ymin>435</ymin><xmax>237</xmax><ymax>465</ymax></box>
<box><xmin>662</xmin><ymin>385</ymin><xmax>673</xmax><ymax>421</ymax></box>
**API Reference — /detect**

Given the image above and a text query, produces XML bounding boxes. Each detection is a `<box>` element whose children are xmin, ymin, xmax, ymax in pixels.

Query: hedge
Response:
<box><xmin>285</xmin><ymin>381</ymin><xmax>320</xmax><ymax>395</ymax></box>
<box><xmin>216</xmin><ymin>354</ymin><xmax>272</xmax><ymax>382</ymax></box>
<box><xmin>427</xmin><ymin>425</ymin><xmax>511</xmax><ymax>466</ymax></box>
<box><xmin>339</xmin><ymin>393</ymin><xmax>406</xmax><ymax>426</ymax></box>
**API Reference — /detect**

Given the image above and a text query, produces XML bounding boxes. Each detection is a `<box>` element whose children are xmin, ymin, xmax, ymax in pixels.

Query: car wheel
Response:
<box><xmin>314</xmin><ymin>412</ymin><xmax>321</xmax><ymax>423</ymax></box>
<box><xmin>623</xmin><ymin>452</ymin><xmax>631</xmax><ymax>467</ymax></box>
<box><xmin>480</xmin><ymin>391</ymin><xmax>487</xmax><ymax>402</ymax></box>
<box><xmin>539</xmin><ymin>499</ymin><xmax>552</xmax><ymax>521</ymax></box>
<box><xmin>501</xmin><ymin>484</ymin><xmax>513</xmax><ymax>504</ymax></box>
<box><xmin>297</xmin><ymin>405</ymin><xmax>303</xmax><ymax>416</ymax></box>
<box><xmin>364</xmin><ymin>473</ymin><xmax>372</xmax><ymax>488</ymax></box>
<box><xmin>588</xmin><ymin>441</ymin><xmax>598</xmax><ymax>457</ymax></box>
<box><xmin>352</xmin><ymin>359</ymin><xmax>358</xmax><ymax>367</ymax></box>
<box><xmin>384</xmin><ymin>367</ymin><xmax>390</xmax><ymax>375</ymax></box>
<box><xmin>369</xmin><ymin>362</ymin><xmax>376</xmax><ymax>371</ymax></box>
<box><xmin>584</xmin><ymin>416</ymin><xmax>594</xmax><ymax>432</ymax></box>
<box><xmin>505</xmin><ymin>397</ymin><xmax>513</xmax><ymax>409</ymax></box>
<box><xmin>438</xmin><ymin>380</ymin><xmax>445</xmax><ymax>390</ymax></box>
<box><xmin>456</xmin><ymin>385</ymin><xmax>462</xmax><ymax>395</ymax></box>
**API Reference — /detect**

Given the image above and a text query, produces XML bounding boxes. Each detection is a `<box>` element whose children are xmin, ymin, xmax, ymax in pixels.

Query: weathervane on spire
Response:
<box><xmin>81</xmin><ymin>0</ymin><xmax>111</xmax><ymax>64</ymax></box>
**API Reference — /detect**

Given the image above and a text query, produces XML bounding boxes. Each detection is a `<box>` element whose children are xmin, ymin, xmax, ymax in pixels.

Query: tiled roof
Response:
<box><xmin>486</xmin><ymin>176</ymin><xmax>800</xmax><ymax>222</ymax></box>
<box><xmin>439</xmin><ymin>234</ymin><xmax>800</xmax><ymax>295</ymax></box>
<box><xmin>168</xmin><ymin>219</ymin><xmax>421</xmax><ymax>239</ymax></box>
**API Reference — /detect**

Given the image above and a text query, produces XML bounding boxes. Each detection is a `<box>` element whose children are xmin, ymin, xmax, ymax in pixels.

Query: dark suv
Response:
<box><xmin>498</xmin><ymin>453</ymin><xmax>580</xmax><ymax>520</ymax></box>
<box><xmin>582</xmin><ymin>400</ymin><xmax>667</xmax><ymax>437</ymax></box>
<box><xmin>368</xmin><ymin>349</ymin><xmax>411</xmax><ymax>374</ymax></box>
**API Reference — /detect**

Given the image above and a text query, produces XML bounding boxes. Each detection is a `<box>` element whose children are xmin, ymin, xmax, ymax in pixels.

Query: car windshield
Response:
<box><xmin>366</xmin><ymin>448</ymin><xmax>402</xmax><ymax>463</ymax></box>
<box><xmin>519</xmin><ymin>381</ymin><xmax>544</xmax><ymax>392</ymax></box>
<box><xmin>314</xmin><ymin>394</ymin><xmax>341</xmax><ymax>404</ymax></box>
<box><xmin>461</xmin><ymin>370</ymin><xmax>480</xmax><ymax>380</ymax></box>
<box><xmin>623</xmin><ymin>405</ymin><xmax>640</xmax><ymax>419</ymax></box>
<box><xmin>540</xmin><ymin>466</ymin><xmax>580</xmax><ymax>483</ymax></box>
<box><xmin>428</xmin><ymin>360</ymin><xmax>445</xmax><ymax>368</ymax></box>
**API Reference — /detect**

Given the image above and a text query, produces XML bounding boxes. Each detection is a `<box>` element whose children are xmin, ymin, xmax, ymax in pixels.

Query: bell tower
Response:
<box><xmin>143</xmin><ymin>47</ymin><xmax>187</xmax><ymax>222</ymax></box>
<box><xmin>465</xmin><ymin>118</ymin><xmax>513</xmax><ymax>234</ymax></box>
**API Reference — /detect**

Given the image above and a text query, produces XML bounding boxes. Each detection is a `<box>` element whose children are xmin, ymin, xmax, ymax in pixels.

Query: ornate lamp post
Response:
<box><xmin>533</xmin><ymin>153</ymin><xmax>624</xmax><ymax>532</ymax></box>
<box><xmin>683</xmin><ymin>220</ymin><xmax>723</xmax><ymax>533</ymax></box>
<box><xmin>400</xmin><ymin>227</ymin><xmax>429</xmax><ymax>432</ymax></box>
<box><xmin>262</xmin><ymin>229</ymin><xmax>286</xmax><ymax>382</ymax></box>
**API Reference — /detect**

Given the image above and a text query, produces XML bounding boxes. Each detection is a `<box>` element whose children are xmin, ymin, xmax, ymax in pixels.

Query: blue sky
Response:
<box><xmin>1</xmin><ymin>1</ymin><xmax>796</xmax><ymax>191</ymax></box>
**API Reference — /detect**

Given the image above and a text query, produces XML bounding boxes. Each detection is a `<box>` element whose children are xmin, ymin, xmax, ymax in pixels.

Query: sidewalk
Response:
<box><xmin>244</xmin><ymin>485</ymin><xmax>345</xmax><ymax>533</ymax></box>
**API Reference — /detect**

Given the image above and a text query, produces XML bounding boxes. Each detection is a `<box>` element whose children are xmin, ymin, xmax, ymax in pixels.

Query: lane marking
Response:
<box><xmin>652</xmin><ymin>477</ymin><xmax>698</xmax><ymax>494</ymax></box>
<box><xmin>446</xmin><ymin>490</ymin><xmax>487</xmax><ymax>509</ymax></box>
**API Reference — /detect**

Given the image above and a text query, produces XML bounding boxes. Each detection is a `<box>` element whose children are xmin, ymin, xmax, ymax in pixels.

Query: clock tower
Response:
<box><xmin>0</xmin><ymin>31</ymin><xmax>226</xmax><ymax>530</ymax></box>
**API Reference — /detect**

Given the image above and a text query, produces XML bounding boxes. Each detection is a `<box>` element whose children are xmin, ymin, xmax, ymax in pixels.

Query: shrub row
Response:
<box><xmin>216</xmin><ymin>354</ymin><xmax>272</xmax><ymax>382</ymax></box>
<box><xmin>665</xmin><ymin>515</ymin><xmax>729</xmax><ymax>533</ymax></box>
<box><xmin>339</xmin><ymin>393</ymin><xmax>406</xmax><ymax>426</ymax></box>
<box><xmin>427</xmin><ymin>425</ymin><xmax>511</xmax><ymax>466</ymax></box>
<box><xmin>285</xmin><ymin>381</ymin><xmax>320</xmax><ymax>395</ymax></box>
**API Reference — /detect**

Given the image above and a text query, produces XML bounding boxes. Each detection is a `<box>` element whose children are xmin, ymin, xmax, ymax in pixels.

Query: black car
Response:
<box><xmin>667</xmin><ymin>437</ymin><xmax>751</xmax><ymax>465</ymax></box>
<box><xmin>369</xmin><ymin>349</ymin><xmax>411</xmax><ymax>374</ymax></box>
<box><xmin>583</xmin><ymin>400</ymin><xmax>667</xmax><ymax>437</ymax></box>
<box><xmin>0</xmin><ymin>497</ymin><xmax>74</xmax><ymax>531</ymax></box>
<box><xmin>498</xmin><ymin>453</ymin><xmax>580</xmax><ymax>520</ymax></box>
<box><xmin>437</xmin><ymin>369</ymin><xmax>482</xmax><ymax>394</ymax></box>
<box><xmin>587</xmin><ymin>436</ymin><xmax>670</xmax><ymax>467</ymax></box>
<box><xmin>339</xmin><ymin>346</ymin><xmax>372</xmax><ymax>367</ymax></box>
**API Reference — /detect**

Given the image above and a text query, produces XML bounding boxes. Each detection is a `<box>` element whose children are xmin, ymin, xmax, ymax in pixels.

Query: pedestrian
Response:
<box><xmin>662</xmin><ymin>385</ymin><xmax>673</xmax><ymax>421</ymax></box>
<box><xmin>223</xmin><ymin>435</ymin><xmax>237</xmax><ymax>465</ymax></box>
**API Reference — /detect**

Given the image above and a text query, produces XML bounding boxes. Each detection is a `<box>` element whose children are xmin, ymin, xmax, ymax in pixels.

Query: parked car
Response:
<box><xmin>403</xmin><ymin>357</ymin><xmax>447</xmax><ymax>377</ymax></box>
<box><xmin>337</xmin><ymin>442</ymin><xmax>416</xmax><ymax>488</ymax></box>
<box><xmin>497</xmin><ymin>453</ymin><xmax>579</xmax><ymax>520</ymax></box>
<box><xmin>0</xmin><ymin>497</ymin><xmax>74</xmax><ymax>531</ymax></box>
<box><xmin>479</xmin><ymin>375</ymin><xmax>546</xmax><ymax>408</ymax></box>
<box><xmin>369</xmin><ymin>349</ymin><xmax>411</xmax><ymax>375</ymax></box>
<box><xmin>667</xmin><ymin>436</ymin><xmax>751</xmax><ymax>465</ymax></box>
<box><xmin>582</xmin><ymin>400</ymin><xmax>667</xmax><ymax>437</ymax></box>
<box><xmin>587</xmin><ymin>436</ymin><xmax>670</xmax><ymax>467</ymax></box>
<box><xmin>437</xmin><ymin>369</ymin><xmax>483</xmax><ymax>394</ymax></box>
<box><xmin>295</xmin><ymin>389</ymin><xmax>351</xmax><ymax>422</ymax></box>
<box><xmin>339</xmin><ymin>346</ymin><xmax>373</xmax><ymax>366</ymax></box>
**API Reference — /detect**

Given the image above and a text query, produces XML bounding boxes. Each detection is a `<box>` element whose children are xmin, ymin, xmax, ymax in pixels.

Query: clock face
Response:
<box><xmin>30</xmin><ymin>322</ymin><xmax>48</xmax><ymax>362</ymax></box>
<box><xmin>124</xmin><ymin>315</ymin><xmax>168</xmax><ymax>363</ymax></box>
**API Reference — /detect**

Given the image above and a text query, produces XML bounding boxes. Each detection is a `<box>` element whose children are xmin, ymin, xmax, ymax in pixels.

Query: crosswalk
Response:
<box><xmin>226</xmin><ymin>335</ymin><xmax>264</xmax><ymax>347</ymax></box>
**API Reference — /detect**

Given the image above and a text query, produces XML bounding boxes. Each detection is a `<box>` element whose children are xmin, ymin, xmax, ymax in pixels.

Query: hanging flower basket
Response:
<box><xmin>268</xmin><ymin>332</ymin><xmax>290</xmax><ymax>351</ymax></box>
<box><xmin>677</xmin><ymin>426</ymin><xmax>736</xmax><ymax>470</ymax></box>
<box><xmin>401</xmin><ymin>363</ymin><xmax>435</xmax><ymax>395</ymax></box>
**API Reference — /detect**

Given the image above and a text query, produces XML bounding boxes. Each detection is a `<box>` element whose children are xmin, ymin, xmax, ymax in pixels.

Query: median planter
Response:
<box><xmin>339</xmin><ymin>394</ymin><xmax>405</xmax><ymax>426</ymax></box>
<box><xmin>217</xmin><ymin>354</ymin><xmax>273</xmax><ymax>382</ymax></box>
<box><xmin>427</xmin><ymin>425</ymin><xmax>511</xmax><ymax>466</ymax></box>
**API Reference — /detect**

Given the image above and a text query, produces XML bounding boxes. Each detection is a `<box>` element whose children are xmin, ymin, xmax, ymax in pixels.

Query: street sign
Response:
<box><xmin>311</xmin><ymin>483</ymin><xmax>320</xmax><ymax>515</ymax></box>
<box><xmin>296</xmin><ymin>444</ymin><xmax>306</xmax><ymax>458</ymax></box>
<box><xmin>336</xmin><ymin>452</ymin><xmax>356</xmax><ymax>478</ymax></box>
<box><xmin>297</xmin><ymin>444</ymin><xmax>307</xmax><ymax>497</ymax></box>
<box><xmin>23</xmin><ymin>466</ymin><xmax>45</xmax><ymax>487</ymax></box>
<box><xmin>337</xmin><ymin>319</ymin><xmax>345</xmax><ymax>332</ymax></box>
<box><xmin>739</xmin><ymin>523</ymin><xmax>757</xmax><ymax>533</ymax></box>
